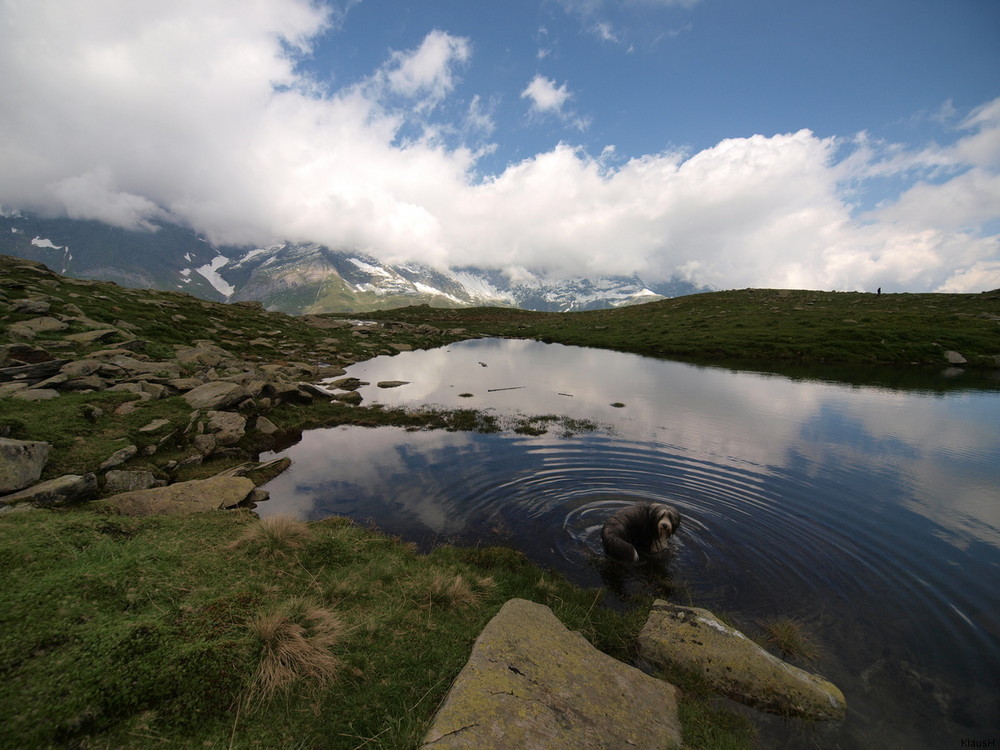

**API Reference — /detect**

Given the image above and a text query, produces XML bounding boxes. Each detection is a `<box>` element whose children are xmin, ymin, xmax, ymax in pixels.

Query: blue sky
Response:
<box><xmin>1</xmin><ymin>0</ymin><xmax>999</xmax><ymax>292</ymax></box>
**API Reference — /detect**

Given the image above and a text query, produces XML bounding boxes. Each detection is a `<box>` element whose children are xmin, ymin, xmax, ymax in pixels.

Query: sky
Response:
<box><xmin>1</xmin><ymin>0</ymin><xmax>999</xmax><ymax>293</ymax></box>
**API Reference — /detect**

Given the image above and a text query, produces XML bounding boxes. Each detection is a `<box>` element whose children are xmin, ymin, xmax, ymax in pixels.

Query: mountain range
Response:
<box><xmin>0</xmin><ymin>210</ymin><xmax>708</xmax><ymax>313</ymax></box>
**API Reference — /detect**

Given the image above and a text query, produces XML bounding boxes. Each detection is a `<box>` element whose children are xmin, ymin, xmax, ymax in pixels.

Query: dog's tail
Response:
<box><xmin>601</xmin><ymin>532</ymin><xmax>640</xmax><ymax>563</ymax></box>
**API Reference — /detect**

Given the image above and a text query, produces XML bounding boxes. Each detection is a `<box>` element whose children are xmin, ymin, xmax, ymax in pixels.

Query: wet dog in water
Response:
<box><xmin>601</xmin><ymin>503</ymin><xmax>681</xmax><ymax>562</ymax></box>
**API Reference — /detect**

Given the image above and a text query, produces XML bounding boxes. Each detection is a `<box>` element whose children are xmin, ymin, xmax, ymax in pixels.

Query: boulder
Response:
<box><xmin>0</xmin><ymin>473</ymin><xmax>98</xmax><ymax>507</ymax></box>
<box><xmin>254</xmin><ymin>416</ymin><xmax>279</xmax><ymax>435</ymax></box>
<box><xmin>9</xmin><ymin>298</ymin><xmax>51</xmax><ymax>315</ymax></box>
<box><xmin>377</xmin><ymin>380</ymin><xmax>410</xmax><ymax>388</ymax></box>
<box><xmin>8</xmin><ymin>316</ymin><xmax>69</xmax><ymax>339</ymax></box>
<box><xmin>0</xmin><ymin>359</ymin><xmax>71</xmax><ymax>384</ymax></box>
<box><xmin>205</xmin><ymin>410</ymin><xmax>247</xmax><ymax>445</ymax></box>
<box><xmin>183</xmin><ymin>381</ymin><xmax>247</xmax><ymax>410</ymax></box>
<box><xmin>64</xmin><ymin>329</ymin><xmax>121</xmax><ymax>344</ymax></box>
<box><xmin>944</xmin><ymin>350</ymin><xmax>967</xmax><ymax>365</ymax></box>
<box><xmin>11</xmin><ymin>388</ymin><xmax>60</xmax><ymax>401</ymax></box>
<box><xmin>101</xmin><ymin>476</ymin><xmax>256</xmax><ymax>516</ymax></box>
<box><xmin>99</xmin><ymin>444</ymin><xmax>139</xmax><ymax>471</ymax></box>
<box><xmin>637</xmin><ymin>601</ymin><xmax>846</xmax><ymax>721</ymax></box>
<box><xmin>58</xmin><ymin>360</ymin><xmax>102</xmax><ymax>378</ymax></box>
<box><xmin>107</xmin><ymin>355</ymin><xmax>183</xmax><ymax>378</ymax></box>
<box><xmin>0</xmin><ymin>437</ymin><xmax>52</xmax><ymax>493</ymax></box>
<box><xmin>420</xmin><ymin>598</ymin><xmax>682</xmax><ymax>749</ymax></box>
<box><xmin>175</xmin><ymin>343</ymin><xmax>232</xmax><ymax>367</ymax></box>
<box><xmin>103</xmin><ymin>470</ymin><xmax>158</xmax><ymax>494</ymax></box>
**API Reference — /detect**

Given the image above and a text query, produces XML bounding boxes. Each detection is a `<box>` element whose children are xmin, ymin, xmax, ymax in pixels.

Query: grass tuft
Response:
<box><xmin>427</xmin><ymin>573</ymin><xmax>480</xmax><ymax>608</ymax></box>
<box><xmin>230</xmin><ymin>515</ymin><xmax>313</xmax><ymax>559</ymax></box>
<box><xmin>756</xmin><ymin>616</ymin><xmax>821</xmax><ymax>662</ymax></box>
<box><xmin>247</xmin><ymin>597</ymin><xmax>343</xmax><ymax>703</ymax></box>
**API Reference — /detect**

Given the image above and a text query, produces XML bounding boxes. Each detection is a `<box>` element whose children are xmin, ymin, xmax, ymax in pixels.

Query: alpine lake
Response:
<box><xmin>257</xmin><ymin>337</ymin><xmax>1000</xmax><ymax>748</ymax></box>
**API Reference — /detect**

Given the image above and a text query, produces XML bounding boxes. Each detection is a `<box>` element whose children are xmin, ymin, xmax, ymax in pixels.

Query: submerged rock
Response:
<box><xmin>638</xmin><ymin>601</ymin><xmax>846</xmax><ymax>721</ymax></box>
<box><xmin>420</xmin><ymin>598</ymin><xmax>682</xmax><ymax>749</ymax></box>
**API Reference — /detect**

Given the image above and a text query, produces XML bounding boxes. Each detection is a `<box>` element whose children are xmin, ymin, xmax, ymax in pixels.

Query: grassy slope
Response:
<box><xmin>1</xmin><ymin>257</ymin><xmax>756</xmax><ymax>748</ymax></box>
<box><xmin>359</xmin><ymin>288</ymin><xmax>1000</xmax><ymax>369</ymax></box>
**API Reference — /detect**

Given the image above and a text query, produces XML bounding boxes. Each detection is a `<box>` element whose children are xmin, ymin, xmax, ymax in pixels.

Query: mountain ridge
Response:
<box><xmin>0</xmin><ymin>211</ymin><xmax>709</xmax><ymax>313</ymax></box>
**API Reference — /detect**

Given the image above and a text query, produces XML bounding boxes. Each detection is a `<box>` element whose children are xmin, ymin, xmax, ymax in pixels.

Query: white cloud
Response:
<box><xmin>0</xmin><ymin>0</ymin><xmax>997</xmax><ymax>294</ymax></box>
<box><xmin>384</xmin><ymin>29</ymin><xmax>470</xmax><ymax>108</ymax></box>
<box><xmin>521</xmin><ymin>74</ymin><xmax>573</xmax><ymax>114</ymax></box>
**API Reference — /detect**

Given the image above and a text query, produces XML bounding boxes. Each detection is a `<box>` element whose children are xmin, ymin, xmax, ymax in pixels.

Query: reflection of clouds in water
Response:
<box><xmin>331</xmin><ymin>339</ymin><xmax>1000</xmax><ymax>544</ymax></box>
<box><xmin>261</xmin><ymin>427</ymin><xmax>489</xmax><ymax>535</ymax></box>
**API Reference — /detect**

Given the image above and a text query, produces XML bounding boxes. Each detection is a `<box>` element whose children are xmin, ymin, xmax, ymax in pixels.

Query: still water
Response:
<box><xmin>259</xmin><ymin>338</ymin><xmax>1000</xmax><ymax>748</ymax></box>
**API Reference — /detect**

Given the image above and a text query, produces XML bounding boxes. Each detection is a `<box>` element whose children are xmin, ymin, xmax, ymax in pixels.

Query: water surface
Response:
<box><xmin>260</xmin><ymin>339</ymin><xmax>1000</xmax><ymax>748</ymax></box>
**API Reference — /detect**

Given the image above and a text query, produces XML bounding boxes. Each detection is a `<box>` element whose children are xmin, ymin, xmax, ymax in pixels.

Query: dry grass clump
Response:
<box><xmin>757</xmin><ymin>617</ymin><xmax>821</xmax><ymax>662</ymax></box>
<box><xmin>229</xmin><ymin>515</ymin><xmax>313</xmax><ymax>559</ymax></box>
<box><xmin>247</xmin><ymin>597</ymin><xmax>344</xmax><ymax>703</ymax></box>
<box><xmin>427</xmin><ymin>573</ymin><xmax>480</xmax><ymax>608</ymax></box>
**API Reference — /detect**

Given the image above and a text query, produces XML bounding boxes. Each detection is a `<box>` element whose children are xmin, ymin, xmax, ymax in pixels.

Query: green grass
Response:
<box><xmin>359</xmin><ymin>288</ymin><xmax>1000</xmax><ymax>370</ymax></box>
<box><xmin>0</xmin><ymin>509</ymin><xmax>656</xmax><ymax>749</ymax></box>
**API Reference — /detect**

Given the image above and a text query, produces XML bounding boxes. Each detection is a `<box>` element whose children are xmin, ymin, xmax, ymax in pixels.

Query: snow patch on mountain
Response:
<box><xmin>31</xmin><ymin>236</ymin><xmax>63</xmax><ymax>250</ymax></box>
<box><xmin>194</xmin><ymin>255</ymin><xmax>235</xmax><ymax>298</ymax></box>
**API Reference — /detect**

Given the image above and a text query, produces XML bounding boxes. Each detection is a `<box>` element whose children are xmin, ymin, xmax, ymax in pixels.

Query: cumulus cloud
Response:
<box><xmin>0</xmin><ymin>0</ymin><xmax>997</xmax><ymax>293</ymax></box>
<box><xmin>521</xmin><ymin>74</ymin><xmax>573</xmax><ymax>115</ymax></box>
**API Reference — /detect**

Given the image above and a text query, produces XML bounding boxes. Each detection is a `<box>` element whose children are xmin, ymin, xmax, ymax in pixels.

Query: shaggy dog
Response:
<box><xmin>601</xmin><ymin>502</ymin><xmax>681</xmax><ymax>562</ymax></box>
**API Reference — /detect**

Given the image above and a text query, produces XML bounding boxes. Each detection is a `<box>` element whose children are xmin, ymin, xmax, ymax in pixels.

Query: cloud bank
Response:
<box><xmin>1</xmin><ymin>0</ymin><xmax>998</xmax><ymax>292</ymax></box>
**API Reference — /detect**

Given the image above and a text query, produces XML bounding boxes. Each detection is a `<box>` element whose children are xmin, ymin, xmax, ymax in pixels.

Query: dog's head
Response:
<box><xmin>651</xmin><ymin>504</ymin><xmax>681</xmax><ymax>541</ymax></box>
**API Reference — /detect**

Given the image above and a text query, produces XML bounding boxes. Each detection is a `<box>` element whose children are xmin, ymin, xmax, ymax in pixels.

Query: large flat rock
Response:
<box><xmin>101</xmin><ymin>476</ymin><xmax>256</xmax><ymax>516</ymax></box>
<box><xmin>420</xmin><ymin>598</ymin><xmax>681</xmax><ymax>749</ymax></box>
<box><xmin>638</xmin><ymin>600</ymin><xmax>846</xmax><ymax>721</ymax></box>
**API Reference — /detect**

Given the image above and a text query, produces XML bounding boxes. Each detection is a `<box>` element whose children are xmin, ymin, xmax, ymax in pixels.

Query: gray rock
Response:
<box><xmin>101</xmin><ymin>476</ymin><xmax>256</xmax><ymax>516</ymax></box>
<box><xmin>61</xmin><ymin>375</ymin><xmax>108</xmax><ymax>392</ymax></box>
<box><xmin>99</xmin><ymin>444</ymin><xmax>139</xmax><ymax>471</ymax></box>
<box><xmin>193</xmin><ymin>434</ymin><xmax>218</xmax><ymax>455</ymax></box>
<box><xmin>254</xmin><ymin>416</ymin><xmax>279</xmax><ymax>435</ymax></box>
<box><xmin>0</xmin><ymin>437</ymin><xmax>52</xmax><ymax>493</ymax></box>
<box><xmin>9</xmin><ymin>298</ymin><xmax>51</xmax><ymax>315</ymax></box>
<box><xmin>138</xmin><ymin>418</ymin><xmax>172</xmax><ymax>433</ymax></box>
<box><xmin>103</xmin><ymin>470</ymin><xmax>158</xmax><ymax>494</ymax></box>
<box><xmin>183</xmin><ymin>381</ymin><xmax>247</xmax><ymax>410</ymax></box>
<box><xmin>944</xmin><ymin>350</ymin><xmax>967</xmax><ymax>364</ymax></box>
<box><xmin>377</xmin><ymin>380</ymin><xmax>410</xmax><ymax>388</ymax></box>
<box><xmin>0</xmin><ymin>359</ymin><xmax>71</xmax><ymax>385</ymax></box>
<box><xmin>638</xmin><ymin>601</ymin><xmax>846</xmax><ymax>721</ymax></box>
<box><xmin>8</xmin><ymin>316</ymin><xmax>68</xmax><ymax>339</ymax></box>
<box><xmin>0</xmin><ymin>473</ymin><xmax>98</xmax><ymax>507</ymax></box>
<box><xmin>420</xmin><ymin>598</ymin><xmax>682</xmax><ymax>749</ymax></box>
<box><xmin>11</xmin><ymin>388</ymin><xmax>60</xmax><ymax>401</ymax></box>
<box><xmin>332</xmin><ymin>390</ymin><xmax>362</xmax><ymax>404</ymax></box>
<box><xmin>166</xmin><ymin>377</ymin><xmax>205</xmax><ymax>392</ymax></box>
<box><xmin>205</xmin><ymin>410</ymin><xmax>247</xmax><ymax>445</ymax></box>
<box><xmin>0</xmin><ymin>382</ymin><xmax>29</xmax><ymax>398</ymax></box>
<box><xmin>175</xmin><ymin>343</ymin><xmax>233</xmax><ymax>367</ymax></box>
<box><xmin>64</xmin><ymin>329</ymin><xmax>121</xmax><ymax>344</ymax></box>
<box><xmin>107</xmin><ymin>355</ymin><xmax>183</xmax><ymax>378</ymax></box>
<box><xmin>60</xmin><ymin>359</ymin><xmax>103</xmax><ymax>378</ymax></box>
<box><xmin>329</xmin><ymin>377</ymin><xmax>369</xmax><ymax>391</ymax></box>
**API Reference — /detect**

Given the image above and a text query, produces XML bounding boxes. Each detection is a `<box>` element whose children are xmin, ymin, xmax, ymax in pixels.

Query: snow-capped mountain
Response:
<box><xmin>0</xmin><ymin>212</ymin><xmax>708</xmax><ymax>313</ymax></box>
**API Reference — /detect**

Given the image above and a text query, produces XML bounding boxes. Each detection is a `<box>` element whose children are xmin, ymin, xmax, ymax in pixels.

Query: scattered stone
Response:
<box><xmin>99</xmin><ymin>444</ymin><xmax>139</xmax><ymax>471</ymax></box>
<box><xmin>944</xmin><ymin>350</ymin><xmax>967</xmax><ymax>364</ymax></box>
<box><xmin>101</xmin><ymin>476</ymin><xmax>256</xmax><ymax>516</ymax></box>
<box><xmin>637</xmin><ymin>601</ymin><xmax>847</xmax><ymax>721</ymax></box>
<box><xmin>421</xmin><ymin>598</ymin><xmax>682</xmax><ymax>749</ymax></box>
<box><xmin>64</xmin><ymin>329</ymin><xmax>120</xmax><ymax>344</ymax></box>
<box><xmin>205</xmin><ymin>410</ymin><xmax>247</xmax><ymax>445</ymax></box>
<box><xmin>377</xmin><ymin>380</ymin><xmax>410</xmax><ymax>389</ymax></box>
<box><xmin>103</xmin><ymin>470</ymin><xmax>158</xmax><ymax>494</ymax></box>
<box><xmin>254</xmin><ymin>416</ymin><xmax>279</xmax><ymax>435</ymax></box>
<box><xmin>0</xmin><ymin>473</ymin><xmax>98</xmax><ymax>507</ymax></box>
<box><xmin>0</xmin><ymin>437</ymin><xmax>52</xmax><ymax>494</ymax></box>
<box><xmin>0</xmin><ymin>382</ymin><xmax>29</xmax><ymax>398</ymax></box>
<box><xmin>329</xmin><ymin>377</ymin><xmax>368</xmax><ymax>391</ymax></box>
<box><xmin>138</xmin><ymin>418</ymin><xmax>172</xmax><ymax>433</ymax></box>
<box><xmin>11</xmin><ymin>388</ymin><xmax>60</xmax><ymax>401</ymax></box>
<box><xmin>9</xmin><ymin>298</ymin><xmax>51</xmax><ymax>315</ymax></box>
<box><xmin>60</xmin><ymin>359</ymin><xmax>103</xmax><ymax>378</ymax></box>
<box><xmin>8</xmin><ymin>316</ymin><xmax>69</xmax><ymax>339</ymax></box>
<box><xmin>0</xmin><ymin>359</ymin><xmax>72</xmax><ymax>385</ymax></box>
<box><xmin>183</xmin><ymin>381</ymin><xmax>247</xmax><ymax>410</ymax></box>
<box><xmin>333</xmin><ymin>390</ymin><xmax>362</xmax><ymax>404</ymax></box>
